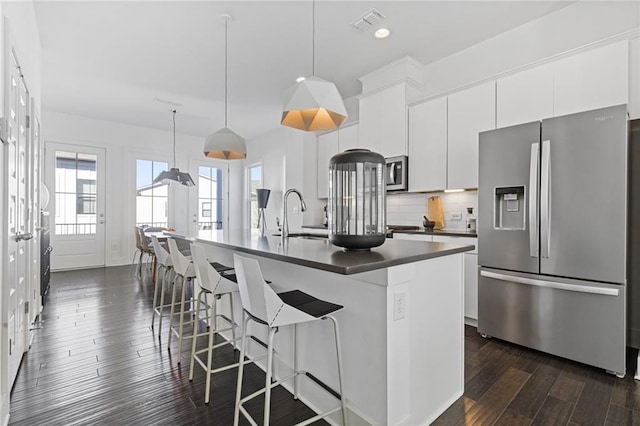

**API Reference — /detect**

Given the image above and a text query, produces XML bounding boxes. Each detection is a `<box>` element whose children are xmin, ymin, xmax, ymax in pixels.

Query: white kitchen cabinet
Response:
<box><xmin>497</xmin><ymin>63</ymin><xmax>554</xmax><ymax>128</ymax></box>
<box><xmin>554</xmin><ymin>40</ymin><xmax>628</xmax><ymax>117</ymax></box>
<box><xmin>628</xmin><ymin>37</ymin><xmax>639</xmax><ymax>120</ymax></box>
<box><xmin>359</xmin><ymin>83</ymin><xmax>416</xmax><ymax>158</ymax></box>
<box><xmin>447</xmin><ymin>81</ymin><xmax>496</xmax><ymax>190</ymax></box>
<box><xmin>317</xmin><ymin>131</ymin><xmax>339</xmax><ymax>199</ymax></box>
<box><xmin>408</xmin><ymin>97</ymin><xmax>448</xmax><ymax>192</ymax></box>
<box><xmin>463</xmin><ymin>253</ymin><xmax>478</xmax><ymax>323</ymax></box>
<box><xmin>432</xmin><ymin>235</ymin><xmax>478</xmax><ymax>323</ymax></box>
<box><xmin>338</xmin><ymin>123</ymin><xmax>359</xmax><ymax>152</ymax></box>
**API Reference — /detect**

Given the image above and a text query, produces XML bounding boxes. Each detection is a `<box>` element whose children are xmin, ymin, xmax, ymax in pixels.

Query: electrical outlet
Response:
<box><xmin>451</xmin><ymin>212</ymin><xmax>462</xmax><ymax>221</ymax></box>
<box><xmin>393</xmin><ymin>291</ymin><xmax>406</xmax><ymax>321</ymax></box>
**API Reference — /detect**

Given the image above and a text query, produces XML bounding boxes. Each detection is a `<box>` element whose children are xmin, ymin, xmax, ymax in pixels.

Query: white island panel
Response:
<box><xmin>193</xmin><ymin>234</ymin><xmax>465</xmax><ymax>425</ymax></box>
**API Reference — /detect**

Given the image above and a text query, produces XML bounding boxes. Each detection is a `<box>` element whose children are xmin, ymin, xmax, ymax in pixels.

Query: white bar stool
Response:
<box><xmin>166</xmin><ymin>238</ymin><xmax>197</xmax><ymax>363</ymax></box>
<box><xmin>150</xmin><ymin>235</ymin><xmax>174</xmax><ymax>338</ymax></box>
<box><xmin>188</xmin><ymin>244</ymin><xmax>240</xmax><ymax>403</ymax></box>
<box><xmin>232</xmin><ymin>254</ymin><xmax>347</xmax><ymax>426</ymax></box>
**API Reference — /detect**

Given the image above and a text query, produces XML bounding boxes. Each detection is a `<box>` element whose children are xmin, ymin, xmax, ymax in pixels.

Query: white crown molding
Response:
<box><xmin>358</xmin><ymin>56</ymin><xmax>424</xmax><ymax>94</ymax></box>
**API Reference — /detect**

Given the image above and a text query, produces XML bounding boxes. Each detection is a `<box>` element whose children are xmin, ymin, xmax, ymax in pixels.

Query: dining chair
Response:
<box><xmin>138</xmin><ymin>228</ymin><xmax>155</xmax><ymax>274</ymax></box>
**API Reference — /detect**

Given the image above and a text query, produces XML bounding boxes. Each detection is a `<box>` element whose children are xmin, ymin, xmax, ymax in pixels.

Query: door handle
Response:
<box><xmin>529</xmin><ymin>142</ymin><xmax>539</xmax><ymax>258</ymax></box>
<box><xmin>540</xmin><ymin>140</ymin><xmax>551</xmax><ymax>258</ymax></box>
<box><xmin>480</xmin><ymin>270</ymin><xmax>619</xmax><ymax>296</ymax></box>
<box><xmin>388</xmin><ymin>163</ymin><xmax>396</xmax><ymax>184</ymax></box>
<box><xmin>15</xmin><ymin>232</ymin><xmax>33</xmax><ymax>242</ymax></box>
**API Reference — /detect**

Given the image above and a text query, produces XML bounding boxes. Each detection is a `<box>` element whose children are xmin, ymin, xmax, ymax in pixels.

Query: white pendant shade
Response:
<box><xmin>204</xmin><ymin>127</ymin><xmax>247</xmax><ymax>160</ymax></box>
<box><xmin>281</xmin><ymin>76</ymin><xmax>348</xmax><ymax>132</ymax></box>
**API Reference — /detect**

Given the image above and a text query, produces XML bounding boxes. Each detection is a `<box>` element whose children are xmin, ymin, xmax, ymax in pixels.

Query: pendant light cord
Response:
<box><xmin>172</xmin><ymin>109</ymin><xmax>177</xmax><ymax>167</ymax></box>
<box><xmin>224</xmin><ymin>17</ymin><xmax>228</xmax><ymax>128</ymax></box>
<box><xmin>312</xmin><ymin>0</ymin><xmax>315</xmax><ymax>76</ymax></box>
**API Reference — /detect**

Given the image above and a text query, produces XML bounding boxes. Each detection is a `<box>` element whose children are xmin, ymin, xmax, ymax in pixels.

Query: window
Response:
<box><xmin>248</xmin><ymin>164</ymin><xmax>263</xmax><ymax>229</ymax></box>
<box><xmin>54</xmin><ymin>151</ymin><xmax>98</xmax><ymax>235</ymax></box>
<box><xmin>136</xmin><ymin>160</ymin><xmax>168</xmax><ymax>228</ymax></box>
<box><xmin>201</xmin><ymin>202</ymin><xmax>212</xmax><ymax>218</ymax></box>
<box><xmin>197</xmin><ymin>166</ymin><xmax>224</xmax><ymax>230</ymax></box>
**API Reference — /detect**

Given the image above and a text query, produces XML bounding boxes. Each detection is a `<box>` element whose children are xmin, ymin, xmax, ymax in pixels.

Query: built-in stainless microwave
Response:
<box><xmin>385</xmin><ymin>155</ymin><xmax>408</xmax><ymax>191</ymax></box>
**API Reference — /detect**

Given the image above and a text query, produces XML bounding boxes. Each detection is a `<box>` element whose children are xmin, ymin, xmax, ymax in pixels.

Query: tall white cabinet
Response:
<box><xmin>447</xmin><ymin>81</ymin><xmax>496</xmax><ymax>190</ymax></box>
<box><xmin>553</xmin><ymin>40</ymin><xmax>628</xmax><ymax>117</ymax></box>
<box><xmin>408</xmin><ymin>97</ymin><xmax>447</xmax><ymax>192</ymax></box>
<box><xmin>496</xmin><ymin>63</ymin><xmax>554</xmax><ymax>128</ymax></box>
<box><xmin>497</xmin><ymin>40</ymin><xmax>629</xmax><ymax>126</ymax></box>
<box><xmin>359</xmin><ymin>82</ymin><xmax>420</xmax><ymax>158</ymax></box>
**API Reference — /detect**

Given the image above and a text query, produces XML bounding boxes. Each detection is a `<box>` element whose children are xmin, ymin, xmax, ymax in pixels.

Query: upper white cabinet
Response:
<box><xmin>339</xmin><ymin>124</ymin><xmax>359</xmax><ymax>152</ymax></box>
<box><xmin>497</xmin><ymin>63</ymin><xmax>554</xmax><ymax>128</ymax></box>
<box><xmin>317</xmin><ymin>131</ymin><xmax>339</xmax><ymax>199</ymax></box>
<box><xmin>447</xmin><ymin>81</ymin><xmax>496</xmax><ymax>190</ymax></box>
<box><xmin>408</xmin><ymin>97</ymin><xmax>448</xmax><ymax>192</ymax></box>
<box><xmin>359</xmin><ymin>83</ymin><xmax>418</xmax><ymax>158</ymax></box>
<box><xmin>630</xmin><ymin>37</ymin><xmax>640</xmax><ymax>120</ymax></box>
<box><xmin>554</xmin><ymin>40</ymin><xmax>628</xmax><ymax>117</ymax></box>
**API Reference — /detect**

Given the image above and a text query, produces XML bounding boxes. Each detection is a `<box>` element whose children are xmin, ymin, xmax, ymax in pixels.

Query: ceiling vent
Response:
<box><xmin>352</xmin><ymin>9</ymin><xmax>386</xmax><ymax>31</ymax></box>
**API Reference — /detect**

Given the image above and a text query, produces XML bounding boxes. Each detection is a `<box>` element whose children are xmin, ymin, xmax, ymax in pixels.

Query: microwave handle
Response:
<box><xmin>388</xmin><ymin>162</ymin><xmax>396</xmax><ymax>184</ymax></box>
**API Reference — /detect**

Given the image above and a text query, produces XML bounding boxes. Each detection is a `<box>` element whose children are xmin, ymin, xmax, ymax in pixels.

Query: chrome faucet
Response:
<box><xmin>282</xmin><ymin>188</ymin><xmax>307</xmax><ymax>239</ymax></box>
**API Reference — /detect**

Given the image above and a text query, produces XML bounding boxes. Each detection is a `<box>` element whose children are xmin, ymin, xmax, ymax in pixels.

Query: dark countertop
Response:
<box><xmin>174</xmin><ymin>230</ymin><xmax>474</xmax><ymax>275</ymax></box>
<box><xmin>393</xmin><ymin>229</ymin><xmax>477</xmax><ymax>238</ymax></box>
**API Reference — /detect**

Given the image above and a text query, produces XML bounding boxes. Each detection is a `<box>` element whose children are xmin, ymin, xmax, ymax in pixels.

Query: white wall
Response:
<box><xmin>387</xmin><ymin>191</ymin><xmax>478</xmax><ymax>231</ymax></box>
<box><xmin>420</xmin><ymin>1</ymin><xmax>640</xmax><ymax>98</ymax></box>
<box><xmin>43</xmin><ymin>111</ymin><xmax>243</xmax><ymax>268</ymax></box>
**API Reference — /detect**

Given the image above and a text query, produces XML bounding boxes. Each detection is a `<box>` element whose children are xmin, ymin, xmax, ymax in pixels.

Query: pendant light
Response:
<box><xmin>204</xmin><ymin>14</ymin><xmax>247</xmax><ymax>160</ymax></box>
<box><xmin>281</xmin><ymin>0</ymin><xmax>347</xmax><ymax>132</ymax></box>
<box><xmin>153</xmin><ymin>109</ymin><xmax>196</xmax><ymax>187</ymax></box>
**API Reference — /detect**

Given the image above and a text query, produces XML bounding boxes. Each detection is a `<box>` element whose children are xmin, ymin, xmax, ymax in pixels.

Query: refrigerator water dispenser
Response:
<box><xmin>494</xmin><ymin>186</ymin><xmax>525</xmax><ymax>230</ymax></box>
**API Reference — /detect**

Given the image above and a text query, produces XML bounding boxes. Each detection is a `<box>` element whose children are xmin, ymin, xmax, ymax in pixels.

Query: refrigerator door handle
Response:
<box><xmin>480</xmin><ymin>270</ymin><xmax>620</xmax><ymax>296</ymax></box>
<box><xmin>540</xmin><ymin>140</ymin><xmax>551</xmax><ymax>258</ymax></box>
<box><xmin>529</xmin><ymin>142</ymin><xmax>540</xmax><ymax>257</ymax></box>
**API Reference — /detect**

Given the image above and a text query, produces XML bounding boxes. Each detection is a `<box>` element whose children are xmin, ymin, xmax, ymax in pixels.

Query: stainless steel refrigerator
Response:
<box><xmin>478</xmin><ymin>104</ymin><xmax>628</xmax><ymax>377</ymax></box>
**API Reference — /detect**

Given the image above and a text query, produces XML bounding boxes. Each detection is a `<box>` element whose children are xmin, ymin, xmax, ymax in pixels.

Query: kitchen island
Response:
<box><xmin>183</xmin><ymin>230</ymin><xmax>473</xmax><ymax>426</ymax></box>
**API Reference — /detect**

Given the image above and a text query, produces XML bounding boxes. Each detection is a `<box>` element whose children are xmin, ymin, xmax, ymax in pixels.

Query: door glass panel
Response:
<box><xmin>136</xmin><ymin>160</ymin><xmax>168</xmax><ymax>228</ymax></box>
<box><xmin>248</xmin><ymin>165</ymin><xmax>262</xmax><ymax>228</ymax></box>
<box><xmin>54</xmin><ymin>151</ymin><xmax>98</xmax><ymax>235</ymax></box>
<box><xmin>198</xmin><ymin>166</ymin><xmax>224</xmax><ymax>230</ymax></box>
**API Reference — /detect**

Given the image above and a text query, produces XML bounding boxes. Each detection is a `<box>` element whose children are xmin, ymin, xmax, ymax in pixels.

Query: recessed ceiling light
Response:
<box><xmin>374</xmin><ymin>28</ymin><xmax>391</xmax><ymax>39</ymax></box>
<box><xmin>296</xmin><ymin>76</ymin><xmax>306</xmax><ymax>83</ymax></box>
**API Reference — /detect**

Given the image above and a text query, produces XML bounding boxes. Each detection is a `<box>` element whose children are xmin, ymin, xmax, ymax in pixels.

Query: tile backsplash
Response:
<box><xmin>386</xmin><ymin>190</ymin><xmax>478</xmax><ymax>231</ymax></box>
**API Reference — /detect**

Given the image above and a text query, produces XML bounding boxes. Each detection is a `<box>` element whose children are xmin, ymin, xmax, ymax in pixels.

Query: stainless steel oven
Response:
<box><xmin>385</xmin><ymin>156</ymin><xmax>408</xmax><ymax>191</ymax></box>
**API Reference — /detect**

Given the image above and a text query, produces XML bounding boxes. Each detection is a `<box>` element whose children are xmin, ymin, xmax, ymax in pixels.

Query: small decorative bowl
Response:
<box><xmin>423</xmin><ymin>220</ymin><xmax>435</xmax><ymax>230</ymax></box>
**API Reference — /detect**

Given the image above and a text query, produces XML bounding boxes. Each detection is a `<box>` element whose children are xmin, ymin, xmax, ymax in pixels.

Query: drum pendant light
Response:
<box><xmin>281</xmin><ymin>0</ymin><xmax>347</xmax><ymax>131</ymax></box>
<box><xmin>153</xmin><ymin>109</ymin><xmax>196</xmax><ymax>187</ymax></box>
<box><xmin>204</xmin><ymin>14</ymin><xmax>247</xmax><ymax>160</ymax></box>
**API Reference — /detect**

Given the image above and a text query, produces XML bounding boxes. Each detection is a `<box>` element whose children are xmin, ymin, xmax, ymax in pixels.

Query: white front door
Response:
<box><xmin>189</xmin><ymin>160</ymin><xmax>229</xmax><ymax>234</ymax></box>
<box><xmin>4</xmin><ymin>48</ymin><xmax>30</xmax><ymax>389</ymax></box>
<box><xmin>26</xmin><ymin>110</ymin><xmax>42</xmax><ymax>323</ymax></box>
<box><xmin>45</xmin><ymin>143</ymin><xmax>106</xmax><ymax>270</ymax></box>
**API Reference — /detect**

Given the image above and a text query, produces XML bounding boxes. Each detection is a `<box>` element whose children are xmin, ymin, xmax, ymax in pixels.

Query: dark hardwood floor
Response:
<box><xmin>9</xmin><ymin>264</ymin><xmax>323</xmax><ymax>425</ymax></box>
<box><xmin>9</xmin><ymin>264</ymin><xmax>640</xmax><ymax>425</ymax></box>
<box><xmin>434</xmin><ymin>327</ymin><xmax>640</xmax><ymax>425</ymax></box>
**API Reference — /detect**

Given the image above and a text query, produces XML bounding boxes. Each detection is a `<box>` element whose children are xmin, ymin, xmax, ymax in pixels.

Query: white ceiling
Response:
<box><xmin>34</xmin><ymin>1</ymin><xmax>572</xmax><ymax>140</ymax></box>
